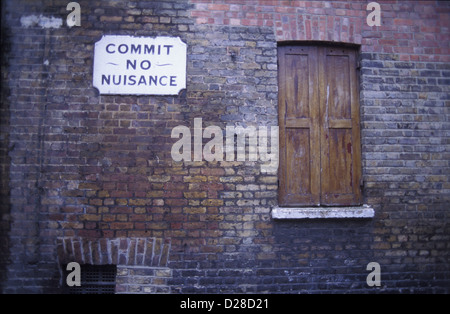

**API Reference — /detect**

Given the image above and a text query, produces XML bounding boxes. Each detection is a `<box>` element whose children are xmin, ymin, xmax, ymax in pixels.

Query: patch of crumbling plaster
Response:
<box><xmin>20</xmin><ymin>14</ymin><xmax>63</xmax><ymax>29</ymax></box>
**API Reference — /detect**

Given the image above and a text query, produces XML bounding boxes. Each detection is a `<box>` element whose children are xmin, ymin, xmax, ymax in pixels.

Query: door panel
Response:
<box><xmin>319</xmin><ymin>47</ymin><xmax>362</xmax><ymax>206</ymax></box>
<box><xmin>278</xmin><ymin>46</ymin><xmax>320</xmax><ymax>206</ymax></box>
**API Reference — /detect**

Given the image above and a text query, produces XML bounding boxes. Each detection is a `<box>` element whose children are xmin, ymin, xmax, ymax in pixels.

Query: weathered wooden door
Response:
<box><xmin>278</xmin><ymin>45</ymin><xmax>362</xmax><ymax>207</ymax></box>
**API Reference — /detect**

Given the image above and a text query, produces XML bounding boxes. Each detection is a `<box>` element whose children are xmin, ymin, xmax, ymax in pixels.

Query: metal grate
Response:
<box><xmin>63</xmin><ymin>264</ymin><xmax>117</xmax><ymax>294</ymax></box>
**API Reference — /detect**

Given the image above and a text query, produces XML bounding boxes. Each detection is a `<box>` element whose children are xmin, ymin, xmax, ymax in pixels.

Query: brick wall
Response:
<box><xmin>0</xmin><ymin>0</ymin><xmax>11</xmax><ymax>291</ymax></box>
<box><xmin>1</xmin><ymin>0</ymin><xmax>449</xmax><ymax>293</ymax></box>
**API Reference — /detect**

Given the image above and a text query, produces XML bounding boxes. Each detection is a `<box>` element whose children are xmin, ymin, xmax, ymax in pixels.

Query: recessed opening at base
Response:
<box><xmin>62</xmin><ymin>264</ymin><xmax>117</xmax><ymax>294</ymax></box>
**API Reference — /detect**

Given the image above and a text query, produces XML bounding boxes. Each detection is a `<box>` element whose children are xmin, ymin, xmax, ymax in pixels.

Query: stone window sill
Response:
<box><xmin>271</xmin><ymin>205</ymin><xmax>374</xmax><ymax>220</ymax></box>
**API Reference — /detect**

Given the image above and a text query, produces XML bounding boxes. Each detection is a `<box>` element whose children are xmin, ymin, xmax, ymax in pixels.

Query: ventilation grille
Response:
<box><xmin>63</xmin><ymin>264</ymin><xmax>117</xmax><ymax>294</ymax></box>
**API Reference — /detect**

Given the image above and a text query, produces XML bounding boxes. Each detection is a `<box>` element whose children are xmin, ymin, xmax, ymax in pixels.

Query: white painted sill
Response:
<box><xmin>272</xmin><ymin>205</ymin><xmax>374</xmax><ymax>219</ymax></box>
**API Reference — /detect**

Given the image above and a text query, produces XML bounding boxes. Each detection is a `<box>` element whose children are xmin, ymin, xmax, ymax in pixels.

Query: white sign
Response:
<box><xmin>93</xmin><ymin>36</ymin><xmax>187</xmax><ymax>95</ymax></box>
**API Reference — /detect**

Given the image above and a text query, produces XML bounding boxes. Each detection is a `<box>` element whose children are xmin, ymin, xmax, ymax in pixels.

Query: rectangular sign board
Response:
<box><xmin>93</xmin><ymin>36</ymin><xmax>187</xmax><ymax>95</ymax></box>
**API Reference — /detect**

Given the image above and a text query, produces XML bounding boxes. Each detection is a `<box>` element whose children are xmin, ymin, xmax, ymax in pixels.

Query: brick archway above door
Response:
<box><xmin>56</xmin><ymin>237</ymin><xmax>171</xmax><ymax>267</ymax></box>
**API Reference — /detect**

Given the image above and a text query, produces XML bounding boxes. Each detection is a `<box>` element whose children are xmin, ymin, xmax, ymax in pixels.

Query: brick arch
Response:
<box><xmin>56</xmin><ymin>237</ymin><xmax>171</xmax><ymax>267</ymax></box>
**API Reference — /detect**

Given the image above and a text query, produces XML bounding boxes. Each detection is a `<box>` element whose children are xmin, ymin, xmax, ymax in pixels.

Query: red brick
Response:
<box><xmin>208</xmin><ymin>4</ymin><xmax>230</xmax><ymax>11</ymax></box>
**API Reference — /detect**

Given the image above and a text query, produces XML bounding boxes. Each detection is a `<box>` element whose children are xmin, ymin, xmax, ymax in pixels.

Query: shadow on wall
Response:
<box><xmin>271</xmin><ymin>218</ymin><xmax>375</xmax><ymax>269</ymax></box>
<box><xmin>0</xmin><ymin>0</ymin><xmax>12</xmax><ymax>293</ymax></box>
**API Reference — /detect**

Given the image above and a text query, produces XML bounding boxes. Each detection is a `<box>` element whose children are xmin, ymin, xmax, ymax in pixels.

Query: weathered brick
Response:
<box><xmin>184</xmin><ymin>191</ymin><xmax>207</xmax><ymax>199</ymax></box>
<box><xmin>183</xmin><ymin>176</ymin><xmax>208</xmax><ymax>183</ymax></box>
<box><xmin>2</xmin><ymin>0</ymin><xmax>449</xmax><ymax>295</ymax></box>
<box><xmin>100</xmin><ymin>16</ymin><xmax>123</xmax><ymax>23</ymax></box>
